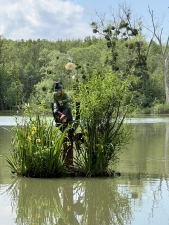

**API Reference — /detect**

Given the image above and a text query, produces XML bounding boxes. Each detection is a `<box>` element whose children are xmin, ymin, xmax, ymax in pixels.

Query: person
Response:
<box><xmin>53</xmin><ymin>82</ymin><xmax>73</xmax><ymax>124</ymax></box>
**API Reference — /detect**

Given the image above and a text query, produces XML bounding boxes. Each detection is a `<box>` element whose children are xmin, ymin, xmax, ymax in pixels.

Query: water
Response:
<box><xmin>0</xmin><ymin>116</ymin><xmax>169</xmax><ymax>225</ymax></box>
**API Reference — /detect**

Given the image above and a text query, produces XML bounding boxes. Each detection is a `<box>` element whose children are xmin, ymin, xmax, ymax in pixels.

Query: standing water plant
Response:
<box><xmin>2</xmin><ymin>102</ymin><xmax>70</xmax><ymax>177</ymax></box>
<box><xmin>73</xmin><ymin>68</ymin><xmax>134</xmax><ymax>176</ymax></box>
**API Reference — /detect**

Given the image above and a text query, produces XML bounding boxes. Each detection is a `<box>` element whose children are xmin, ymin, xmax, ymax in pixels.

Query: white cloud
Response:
<box><xmin>0</xmin><ymin>0</ymin><xmax>93</xmax><ymax>40</ymax></box>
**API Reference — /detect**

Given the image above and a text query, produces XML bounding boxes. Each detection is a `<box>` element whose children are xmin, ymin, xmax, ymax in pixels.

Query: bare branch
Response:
<box><xmin>95</xmin><ymin>11</ymin><xmax>107</xmax><ymax>29</ymax></box>
<box><xmin>148</xmin><ymin>7</ymin><xmax>162</xmax><ymax>44</ymax></box>
<box><xmin>146</xmin><ymin>36</ymin><xmax>155</xmax><ymax>57</ymax></box>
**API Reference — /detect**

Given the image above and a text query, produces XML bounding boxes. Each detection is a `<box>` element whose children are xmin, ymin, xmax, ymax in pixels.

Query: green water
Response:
<box><xmin>0</xmin><ymin>116</ymin><xmax>169</xmax><ymax>225</ymax></box>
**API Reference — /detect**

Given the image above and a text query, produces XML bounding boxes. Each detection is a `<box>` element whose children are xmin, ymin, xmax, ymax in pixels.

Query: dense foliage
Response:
<box><xmin>73</xmin><ymin>69</ymin><xmax>133</xmax><ymax>176</ymax></box>
<box><xmin>0</xmin><ymin>33</ymin><xmax>166</xmax><ymax>113</ymax></box>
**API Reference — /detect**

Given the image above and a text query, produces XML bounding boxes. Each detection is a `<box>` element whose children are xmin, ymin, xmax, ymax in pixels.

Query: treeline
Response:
<box><xmin>0</xmin><ymin>33</ymin><xmax>165</xmax><ymax>113</ymax></box>
<box><xmin>0</xmin><ymin>35</ymin><xmax>100</xmax><ymax>110</ymax></box>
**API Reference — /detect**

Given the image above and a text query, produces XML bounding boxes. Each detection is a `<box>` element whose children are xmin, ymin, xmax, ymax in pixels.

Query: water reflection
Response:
<box><xmin>0</xmin><ymin>126</ymin><xmax>13</xmax><ymax>154</ymax></box>
<box><xmin>1</xmin><ymin>176</ymin><xmax>169</xmax><ymax>225</ymax></box>
<box><xmin>1</xmin><ymin>177</ymin><xmax>132</xmax><ymax>225</ymax></box>
<box><xmin>1</xmin><ymin>116</ymin><xmax>169</xmax><ymax>225</ymax></box>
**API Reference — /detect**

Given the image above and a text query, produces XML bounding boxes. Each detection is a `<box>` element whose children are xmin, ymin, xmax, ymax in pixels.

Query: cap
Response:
<box><xmin>54</xmin><ymin>82</ymin><xmax>62</xmax><ymax>91</ymax></box>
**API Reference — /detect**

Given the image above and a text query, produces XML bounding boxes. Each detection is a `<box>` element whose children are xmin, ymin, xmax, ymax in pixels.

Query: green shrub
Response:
<box><xmin>152</xmin><ymin>103</ymin><xmax>169</xmax><ymax>114</ymax></box>
<box><xmin>139</xmin><ymin>107</ymin><xmax>151</xmax><ymax>114</ymax></box>
<box><xmin>73</xmin><ymin>69</ymin><xmax>133</xmax><ymax>176</ymax></box>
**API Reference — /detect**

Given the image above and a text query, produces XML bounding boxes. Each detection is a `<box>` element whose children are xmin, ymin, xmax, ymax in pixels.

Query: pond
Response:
<box><xmin>0</xmin><ymin>115</ymin><xmax>169</xmax><ymax>225</ymax></box>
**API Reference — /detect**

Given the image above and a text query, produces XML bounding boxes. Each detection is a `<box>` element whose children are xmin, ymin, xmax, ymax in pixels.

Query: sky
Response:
<box><xmin>0</xmin><ymin>0</ymin><xmax>169</xmax><ymax>41</ymax></box>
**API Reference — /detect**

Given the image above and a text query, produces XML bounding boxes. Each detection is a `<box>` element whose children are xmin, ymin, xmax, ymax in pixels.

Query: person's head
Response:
<box><xmin>54</xmin><ymin>82</ymin><xmax>63</xmax><ymax>96</ymax></box>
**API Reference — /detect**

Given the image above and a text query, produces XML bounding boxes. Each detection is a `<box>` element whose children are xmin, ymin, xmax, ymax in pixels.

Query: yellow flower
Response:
<box><xmin>27</xmin><ymin>136</ymin><xmax>31</xmax><ymax>142</ymax></box>
<box><xmin>36</xmin><ymin>214</ymin><xmax>41</xmax><ymax>218</ymax></box>
<box><xmin>36</xmin><ymin>138</ymin><xmax>41</xmax><ymax>143</ymax></box>
<box><xmin>65</xmin><ymin>133</ymin><xmax>68</xmax><ymax>137</ymax></box>
<box><xmin>67</xmin><ymin>206</ymin><xmax>71</xmax><ymax>211</ymax></box>
<box><xmin>72</xmin><ymin>109</ymin><xmax>76</xmax><ymax>114</ymax></box>
<box><xmin>31</xmin><ymin>130</ymin><xmax>35</xmax><ymax>135</ymax></box>
<box><xmin>83</xmin><ymin>129</ymin><xmax>87</xmax><ymax>133</ymax></box>
<box><xmin>32</xmin><ymin>126</ymin><xmax>37</xmax><ymax>131</ymax></box>
<box><xmin>82</xmin><ymin>135</ymin><xmax>87</xmax><ymax>140</ymax></box>
<box><xmin>66</xmin><ymin>141</ymin><xmax>71</xmax><ymax>146</ymax></box>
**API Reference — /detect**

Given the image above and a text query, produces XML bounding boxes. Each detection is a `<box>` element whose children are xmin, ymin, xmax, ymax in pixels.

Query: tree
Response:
<box><xmin>91</xmin><ymin>4</ymin><xmax>152</xmax><ymax>108</ymax></box>
<box><xmin>29</xmin><ymin>78</ymin><xmax>54</xmax><ymax>108</ymax></box>
<box><xmin>147</xmin><ymin>7</ymin><xmax>169</xmax><ymax>104</ymax></box>
<box><xmin>67</xmin><ymin>45</ymin><xmax>102</xmax><ymax>79</ymax></box>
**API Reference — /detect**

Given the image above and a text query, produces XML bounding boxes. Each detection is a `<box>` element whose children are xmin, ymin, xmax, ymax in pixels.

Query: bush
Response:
<box><xmin>152</xmin><ymin>103</ymin><xmax>169</xmax><ymax>114</ymax></box>
<box><xmin>73</xmin><ymin>69</ymin><xmax>133</xmax><ymax>176</ymax></box>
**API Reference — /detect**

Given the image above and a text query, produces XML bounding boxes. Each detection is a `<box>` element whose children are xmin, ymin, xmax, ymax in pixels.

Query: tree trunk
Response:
<box><xmin>163</xmin><ymin>58</ymin><xmax>169</xmax><ymax>104</ymax></box>
<box><xmin>147</xmin><ymin>7</ymin><xmax>169</xmax><ymax>104</ymax></box>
